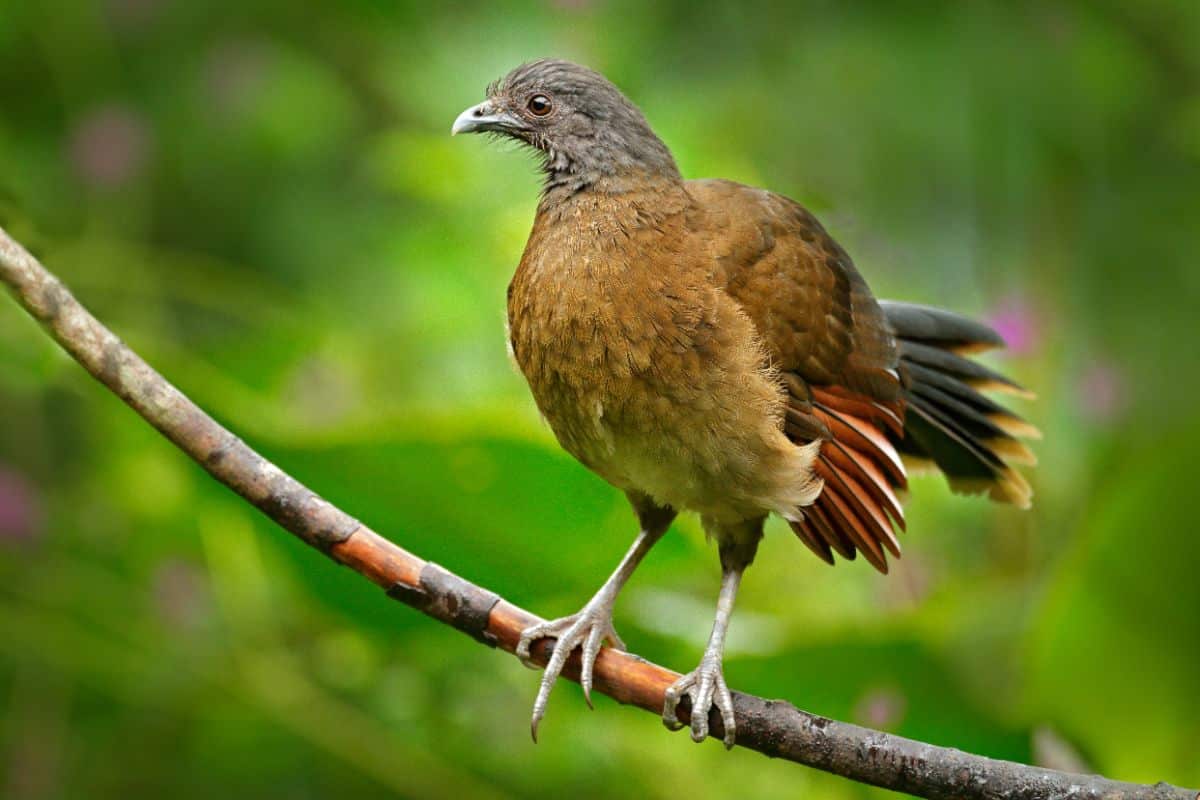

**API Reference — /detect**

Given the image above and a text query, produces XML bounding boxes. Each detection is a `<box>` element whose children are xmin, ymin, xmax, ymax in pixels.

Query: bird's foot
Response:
<box><xmin>516</xmin><ymin>597</ymin><xmax>625</xmax><ymax>741</ymax></box>
<box><xmin>662</xmin><ymin>656</ymin><xmax>736</xmax><ymax>748</ymax></box>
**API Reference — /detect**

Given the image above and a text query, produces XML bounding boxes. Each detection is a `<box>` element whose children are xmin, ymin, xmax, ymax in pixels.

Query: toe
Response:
<box><xmin>516</xmin><ymin>622</ymin><xmax>551</xmax><ymax>666</ymax></box>
<box><xmin>662</xmin><ymin>683</ymin><xmax>682</xmax><ymax>730</ymax></box>
<box><xmin>716</xmin><ymin>682</ymin><xmax>736</xmax><ymax>749</ymax></box>
<box><xmin>529</xmin><ymin>671</ymin><xmax>555</xmax><ymax>742</ymax></box>
<box><xmin>527</xmin><ymin>622</ymin><xmax>585</xmax><ymax>739</ymax></box>
<box><xmin>690</xmin><ymin>677</ymin><xmax>714</xmax><ymax>743</ymax></box>
<box><xmin>580</xmin><ymin>624</ymin><xmax>605</xmax><ymax>707</ymax></box>
<box><xmin>517</xmin><ymin>647</ymin><xmax>540</xmax><ymax>670</ymax></box>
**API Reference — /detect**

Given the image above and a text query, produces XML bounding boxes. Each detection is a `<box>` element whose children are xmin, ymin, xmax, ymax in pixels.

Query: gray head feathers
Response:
<box><xmin>485</xmin><ymin>59</ymin><xmax>680</xmax><ymax>192</ymax></box>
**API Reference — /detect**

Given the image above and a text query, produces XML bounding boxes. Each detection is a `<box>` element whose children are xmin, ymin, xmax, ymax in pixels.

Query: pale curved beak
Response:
<box><xmin>451</xmin><ymin>101</ymin><xmax>521</xmax><ymax>136</ymax></box>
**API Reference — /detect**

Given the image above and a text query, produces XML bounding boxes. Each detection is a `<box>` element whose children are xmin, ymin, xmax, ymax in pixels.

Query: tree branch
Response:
<box><xmin>1</xmin><ymin>225</ymin><xmax>1194</xmax><ymax>800</ymax></box>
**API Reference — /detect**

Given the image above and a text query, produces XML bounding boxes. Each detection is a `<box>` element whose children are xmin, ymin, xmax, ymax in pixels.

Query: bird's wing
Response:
<box><xmin>689</xmin><ymin>179</ymin><xmax>900</xmax><ymax>397</ymax></box>
<box><xmin>687</xmin><ymin>178</ymin><xmax>908</xmax><ymax>571</ymax></box>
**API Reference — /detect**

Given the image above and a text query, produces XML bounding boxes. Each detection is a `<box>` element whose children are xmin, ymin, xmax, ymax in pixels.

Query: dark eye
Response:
<box><xmin>527</xmin><ymin>94</ymin><xmax>552</xmax><ymax>116</ymax></box>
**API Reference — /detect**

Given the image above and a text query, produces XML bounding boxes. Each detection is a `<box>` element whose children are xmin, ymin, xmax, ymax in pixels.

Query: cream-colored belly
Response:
<box><xmin>536</xmin><ymin>373</ymin><xmax>822</xmax><ymax>525</ymax></box>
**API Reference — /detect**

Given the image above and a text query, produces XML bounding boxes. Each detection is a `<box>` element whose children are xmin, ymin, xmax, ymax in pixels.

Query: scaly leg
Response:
<box><xmin>517</xmin><ymin>504</ymin><xmax>671</xmax><ymax>741</ymax></box>
<box><xmin>663</xmin><ymin>521</ymin><xmax>761</xmax><ymax>748</ymax></box>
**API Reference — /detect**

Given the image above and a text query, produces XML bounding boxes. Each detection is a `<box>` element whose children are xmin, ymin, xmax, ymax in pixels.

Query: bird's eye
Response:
<box><xmin>527</xmin><ymin>94</ymin><xmax>552</xmax><ymax>116</ymax></box>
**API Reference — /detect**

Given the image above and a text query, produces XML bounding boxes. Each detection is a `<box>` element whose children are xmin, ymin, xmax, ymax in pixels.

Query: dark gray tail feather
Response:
<box><xmin>880</xmin><ymin>301</ymin><xmax>1039</xmax><ymax>508</ymax></box>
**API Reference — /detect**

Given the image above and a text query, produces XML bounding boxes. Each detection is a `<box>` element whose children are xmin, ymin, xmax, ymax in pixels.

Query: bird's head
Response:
<box><xmin>451</xmin><ymin>59</ymin><xmax>679</xmax><ymax>191</ymax></box>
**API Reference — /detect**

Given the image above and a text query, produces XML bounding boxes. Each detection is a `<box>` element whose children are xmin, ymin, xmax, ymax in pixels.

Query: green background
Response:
<box><xmin>1</xmin><ymin>1</ymin><xmax>1198</xmax><ymax>797</ymax></box>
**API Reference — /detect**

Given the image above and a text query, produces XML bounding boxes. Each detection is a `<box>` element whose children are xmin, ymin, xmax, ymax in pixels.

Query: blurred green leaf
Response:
<box><xmin>1027</xmin><ymin>424</ymin><xmax>1200</xmax><ymax>785</ymax></box>
<box><xmin>2</xmin><ymin>1</ymin><xmax>1198</xmax><ymax>796</ymax></box>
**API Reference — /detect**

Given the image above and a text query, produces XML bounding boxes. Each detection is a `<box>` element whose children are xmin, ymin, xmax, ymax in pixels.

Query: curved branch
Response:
<box><xmin>1</xmin><ymin>225</ymin><xmax>1194</xmax><ymax>800</ymax></box>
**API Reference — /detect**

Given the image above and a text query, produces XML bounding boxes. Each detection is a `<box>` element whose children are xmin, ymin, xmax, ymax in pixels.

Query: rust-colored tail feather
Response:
<box><xmin>788</xmin><ymin>302</ymin><xmax>1037</xmax><ymax>574</ymax></box>
<box><xmin>790</xmin><ymin>386</ymin><xmax>909</xmax><ymax>574</ymax></box>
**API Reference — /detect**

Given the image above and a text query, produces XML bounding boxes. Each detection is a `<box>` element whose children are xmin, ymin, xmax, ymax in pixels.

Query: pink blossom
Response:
<box><xmin>986</xmin><ymin>293</ymin><xmax>1041</xmax><ymax>356</ymax></box>
<box><xmin>68</xmin><ymin>105</ymin><xmax>151</xmax><ymax>189</ymax></box>
<box><xmin>1077</xmin><ymin>359</ymin><xmax>1129</xmax><ymax>423</ymax></box>
<box><xmin>151</xmin><ymin>558</ymin><xmax>212</xmax><ymax>630</ymax></box>
<box><xmin>0</xmin><ymin>466</ymin><xmax>43</xmax><ymax>544</ymax></box>
<box><xmin>203</xmin><ymin>40</ymin><xmax>272</xmax><ymax>119</ymax></box>
<box><xmin>853</xmin><ymin>686</ymin><xmax>908</xmax><ymax>730</ymax></box>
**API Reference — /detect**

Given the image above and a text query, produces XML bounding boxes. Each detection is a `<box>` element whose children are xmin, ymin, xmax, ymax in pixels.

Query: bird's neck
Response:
<box><xmin>540</xmin><ymin>168</ymin><xmax>681</xmax><ymax>209</ymax></box>
<box><xmin>539</xmin><ymin>131</ymin><xmax>682</xmax><ymax>207</ymax></box>
<box><xmin>533</xmin><ymin>171</ymin><xmax>690</xmax><ymax>234</ymax></box>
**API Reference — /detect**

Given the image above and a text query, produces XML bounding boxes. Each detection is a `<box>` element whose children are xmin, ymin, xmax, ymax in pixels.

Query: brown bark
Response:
<box><xmin>1</xmin><ymin>225</ymin><xmax>1194</xmax><ymax>800</ymax></box>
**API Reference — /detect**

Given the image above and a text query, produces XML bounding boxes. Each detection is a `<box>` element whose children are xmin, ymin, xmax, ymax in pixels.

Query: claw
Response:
<box><xmin>516</xmin><ymin>600</ymin><xmax>623</xmax><ymax>741</ymax></box>
<box><xmin>663</xmin><ymin>660</ymin><xmax>736</xmax><ymax>748</ymax></box>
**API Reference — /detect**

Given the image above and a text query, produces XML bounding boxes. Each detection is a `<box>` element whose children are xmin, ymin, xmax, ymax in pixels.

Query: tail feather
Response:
<box><xmin>900</xmin><ymin>340</ymin><xmax>1033</xmax><ymax>398</ymax></box>
<box><xmin>822</xmin><ymin>459</ymin><xmax>902</xmax><ymax>559</ymax></box>
<box><xmin>812</xmin><ymin>403</ymin><xmax>906</xmax><ymax>484</ymax></box>
<box><xmin>790</xmin><ymin>386</ymin><xmax>909</xmax><ymax>574</ymax></box>
<box><xmin>790</xmin><ymin>499</ymin><xmax>851</xmax><ymax>563</ymax></box>
<box><xmin>812</xmin><ymin>384</ymin><xmax>905</xmax><ymax>436</ymax></box>
<box><xmin>906</xmin><ymin>396</ymin><xmax>1033</xmax><ymax>507</ymax></box>
<box><xmin>909</xmin><ymin>379</ymin><xmax>1037</xmax><ymax>466</ymax></box>
<box><xmin>790</xmin><ymin>514</ymin><xmax>837</xmax><ymax>564</ymax></box>
<box><xmin>878</xmin><ymin>301</ymin><xmax>1004</xmax><ymax>353</ymax></box>
<box><xmin>904</xmin><ymin>361</ymin><xmax>1028</xmax><ymax>420</ymax></box>
<box><xmin>786</xmin><ymin>301</ymin><xmax>1037</xmax><ymax>573</ymax></box>
<box><xmin>821</xmin><ymin>477</ymin><xmax>890</xmax><ymax>571</ymax></box>
<box><xmin>884</xmin><ymin>301</ymin><xmax>1038</xmax><ymax>509</ymax></box>
<box><xmin>821</xmin><ymin>437</ymin><xmax>906</xmax><ymax>526</ymax></box>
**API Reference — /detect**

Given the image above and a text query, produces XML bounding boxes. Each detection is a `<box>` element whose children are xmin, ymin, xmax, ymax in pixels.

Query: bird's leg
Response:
<box><xmin>517</xmin><ymin>520</ymin><xmax>668</xmax><ymax>741</ymax></box>
<box><xmin>662</xmin><ymin>565</ymin><xmax>742</xmax><ymax>747</ymax></box>
<box><xmin>663</xmin><ymin>526</ymin><xmax>760</xmax><ymax>749</ymax></box>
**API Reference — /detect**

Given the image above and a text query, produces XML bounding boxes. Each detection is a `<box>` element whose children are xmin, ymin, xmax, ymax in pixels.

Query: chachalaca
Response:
<box><xmin>452</xmin><ymin>59</ymin><xmax>1038</xmax><ymax>747</ymax></box>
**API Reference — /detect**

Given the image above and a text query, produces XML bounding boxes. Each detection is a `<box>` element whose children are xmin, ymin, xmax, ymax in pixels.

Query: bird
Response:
<box><xmin>451</xmin><ymin>59</ymin><xmax>1038</xmax><ymax>748</ymax></box>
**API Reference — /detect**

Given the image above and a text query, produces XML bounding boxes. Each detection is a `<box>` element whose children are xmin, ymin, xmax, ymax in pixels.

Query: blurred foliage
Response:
<box><xmin>1</xmin><ymin>1</ymin><xmax>1198</xmax><ymax>797</ymax></box>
